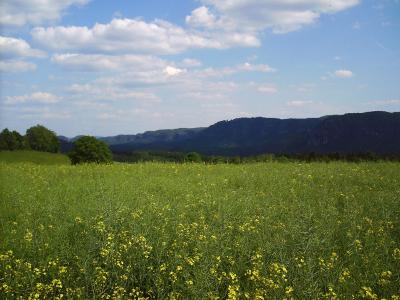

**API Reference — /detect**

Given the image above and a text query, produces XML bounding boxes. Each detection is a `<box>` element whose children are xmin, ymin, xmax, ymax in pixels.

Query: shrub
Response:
<box><xmin>68</xmin><ymin>136</ymin><xmax>112</xmax><ymax>164</ymax></box>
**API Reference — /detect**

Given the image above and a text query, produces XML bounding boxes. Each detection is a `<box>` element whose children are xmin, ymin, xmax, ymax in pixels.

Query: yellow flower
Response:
<box><xmin>393</xmin><ymin>248</ymin><xmax>400</xmax><ymax>260</ymax></box>
<box><xmin>339</xmin><ymin>268</ymin><xmax>351</xmax><ymax>283</ymax></box>
<box><xmin>359</xmin><ymin>287</ymin><xmax>378</xmax><ymax>299</ymax></box>
<box><xmin>285</xmin><ymin>286</ymin><xmax>294</xmax><ymax>295</ymax></box>
<box><xmin>24</xmin><ymin>230</ymin><xmax>33</xmax><ymax>242</ymax></box>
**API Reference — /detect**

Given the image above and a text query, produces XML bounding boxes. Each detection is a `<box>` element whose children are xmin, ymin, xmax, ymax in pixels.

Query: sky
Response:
<box><xmin>0</xmin><ymin>0</ymin><xmax>399</xmax><ymax>137</ymax></box>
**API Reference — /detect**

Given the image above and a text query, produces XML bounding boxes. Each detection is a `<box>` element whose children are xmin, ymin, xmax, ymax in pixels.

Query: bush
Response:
<box><xmin>26</xmin><ymin>125</ymin><xmax>60</xmax><ymax>153</ymax></box>
<box><xmin>68</xmin><ymin>136</ymin><xmax>112</xmax><ymax>164</ymax></box>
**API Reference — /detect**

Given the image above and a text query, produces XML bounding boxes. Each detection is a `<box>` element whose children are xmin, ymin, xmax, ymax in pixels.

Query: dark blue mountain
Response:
<box><xmin>60</xmin><ymin>111</ymin><xmax>400</xmax><ymax>155</ymax></box>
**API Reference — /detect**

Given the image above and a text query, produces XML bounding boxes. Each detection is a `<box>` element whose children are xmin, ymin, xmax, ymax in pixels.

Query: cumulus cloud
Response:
<box><xmin>193</xmin><ymin>0</ymin><xmax>360</xmax><ymax>33</ymax></box>
<box><xmin>186</xmin><ymin>6</ymin><xmax>218</xmax><ymax>28</ymax></box>
<box><xmin>0</xmin><ymin>36</ymin><xmax>46</xmax><ymax>59</ymax></box>
<box><xmin>0</xmin><ymin>60</ymin><xmax>37</xmax><ymax>72</ymax></box>
<box><xmin>32</xmin><ymin>18</ymin><xmax>259</xmax><ymax>55</ymax></box>
<box><xmin>51</xmin><ymin>53</ymin><xmax>168</xmax><ymax>72</ymax></box>
<box><xmin>4</xmin><ymin>92</ymin><xmax>61</xmax><ymax>105</ymax></box>
<box><xmin>334</xmin><ymin>69</ymin><xmax>354</xmax><ymax>78</ymax></box>
<box><xmin>0</xmin><ymin>0</ymin><xmax>89</xmax><ymax>26</ymax></box>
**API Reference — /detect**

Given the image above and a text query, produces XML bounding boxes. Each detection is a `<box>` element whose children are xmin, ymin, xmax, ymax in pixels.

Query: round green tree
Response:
<box><xmin>185</xmin><ymin>152</ymin><xmax>202</xmax><ymax>162</ymax></box>
<box><xmin>26</xmin><ymin>125</ymin><xmax>60</xmax><ymax>153</ymax></box>
<box><xmin>68</xmin><ymin>136</ymin><xmax>112</xmax><ymax>164</ymax></box>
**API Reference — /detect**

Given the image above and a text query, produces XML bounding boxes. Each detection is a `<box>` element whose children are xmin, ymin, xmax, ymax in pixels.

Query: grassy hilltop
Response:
<box><xmin>0</xmin><ymin>160</ymin><xmax>399</xmax><ymax>299</ymax></box>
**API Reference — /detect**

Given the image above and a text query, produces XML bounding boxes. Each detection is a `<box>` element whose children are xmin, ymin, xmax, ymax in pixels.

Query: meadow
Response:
<box><xmin>0</xmin><ymin>156</ymin><xmax>399</xmax><ymax>299</ymax></box>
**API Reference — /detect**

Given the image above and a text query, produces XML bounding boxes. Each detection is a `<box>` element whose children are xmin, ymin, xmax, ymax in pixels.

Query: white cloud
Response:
<box><xmin>195</xmin><ymin>0</ymin><xmax>360</xmax><ymax>33</ymax></box>
<box><xmin>0</xmin><ymin>60</ymin><xmax>37</xmax><ymax>72</ymax></box>
<box><xmin>193</xmin><ymin>62</ymin><xmax>275</xmax><ymax>78</ymax></box>
<box><xmin>334</xmin><ymin>69</ymin><xmax>354</xmax><ymax>78</ymax></box>
<box><xmin>186</xmin><ymin>6</ymin><xmax>218</xmax><ymax>28</ymax></box>
<box><xmin>164</xmin><ymin>66</ymin><xmax>186</xmax><ymax>76</ymax></box>
<box><xmin>180</xmin><ymin>58</ymin><xmax>202</xmax><ymax>68</ymax></box>
<box><xmin>237</xmin><ymin>62</ymin><xmax>275</xmax><ymax>72</ymax></box>
<box><xmin>0</xmin><ymin>36</ymin><xmax>46</xmax><ymax>59</ymax></box>
<box><xmin>32</xmin><ymin>18</ymin><xmax>259</xmax><ymax>55</ymax></box>
<box><xmin>4</xmin><ymin>92</ymin><xmax>61</xmax><ymax>105</ymax></box>
<box><xmin>68</xmin><ymin>83</ymin><xmax>161</xmax><ymax>103</ymax></box>
<box><xmin>287</xmin><ymin>100</ymin><xmax>313</xmax><ymax>107</ymax></box>
<box><xmin>0</xmin><ymin>0</ymin><xmax>89</xmax><ymax>26</ymax></box>
<box><xmin>257</xmin><ymin>85</ymin><xmax>278</xmax><ymax>94</ymax></box>
<box><xmin>51</xmin><ymin>53</ymin><xmax>168</xmax><ymax>72</ymax></box>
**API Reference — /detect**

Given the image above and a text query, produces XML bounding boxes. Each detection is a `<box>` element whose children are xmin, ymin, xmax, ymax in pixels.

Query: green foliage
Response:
<box><xmin>25</xmin><ymin>125</ymin><xmax>60</xmax><ymax>153</ymax></box>
<box><xmin>0</xmin><ymin>162</ymin><xmax>399</xmax><ymax>299</ymax></box>
<box><xmin>0</xmin><ymin>129</ymin><xmax>27</xmax><ymax>151</ymax></box>
<box><xmin>0</xmin><ymin>150</ymin><xmax>70</xmax><ymax>165</ymax></box>
<box><xmin>68</xmin><ymin>136</ymin><xmax>112</xmax><ymax>165</ymax></box>
<box><xmin>185</xmin><ymin>151</ymin><xmax>202</xmax><ymax>162</ymax></box>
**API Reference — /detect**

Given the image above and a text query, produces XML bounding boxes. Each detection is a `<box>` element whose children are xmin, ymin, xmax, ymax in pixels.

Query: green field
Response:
<box><xmin>1</xmin><ymin>159</ymin><xmax>399</xmax><ymax>299</ymax></box>
<box><xmin>0</xmin><ymin>150</ymin><xmax>70</xmax><ymax>165</ymax></box>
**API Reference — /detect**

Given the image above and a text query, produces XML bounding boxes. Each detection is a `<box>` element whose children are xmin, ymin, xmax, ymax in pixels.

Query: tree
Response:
<box><xmin>0</xmin><ymin>129</ymin><xmax>27</xmax><ymax>150</ymax></box>
<box><xmin>185</xmin><ymin>152</ymin><xmax>202</xmax><ymax>163</ymax></box>
<box><xmin>68</xmin><ymin>136</ymin><xmax>112</xmax><ymax>164</ymax></box>
<box><xmin>26</xmin><ymin>125</ymin><xmax>60</xmax><ymax>153</ymax></box>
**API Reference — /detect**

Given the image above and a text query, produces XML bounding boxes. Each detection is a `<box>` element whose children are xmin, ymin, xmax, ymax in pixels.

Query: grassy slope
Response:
<box><xmin>0</xmin><ymin>150</ymin><xmax>70</xmax><ymax>165</ymax></box>
<box><xmin>0</xmin><ymin>162</ymin><xmax>399</xmax><ymax>299</ymax></box>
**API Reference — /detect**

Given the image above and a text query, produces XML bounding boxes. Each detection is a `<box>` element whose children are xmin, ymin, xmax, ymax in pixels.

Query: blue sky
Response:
<box><xmin>1</xmin><ymin>0</ymin><xmax>399</xmax><ymax>136</ymax></box>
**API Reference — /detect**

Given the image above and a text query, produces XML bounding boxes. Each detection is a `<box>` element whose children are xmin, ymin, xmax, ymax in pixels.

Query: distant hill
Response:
<box><xmin>60</xmin><ymin>111</ymin><xmax>400</xmax><ymax>156</ymax></box>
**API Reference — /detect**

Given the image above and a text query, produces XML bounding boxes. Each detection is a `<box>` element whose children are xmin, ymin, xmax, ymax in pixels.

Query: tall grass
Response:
<box><xmin>0</xmin><ymin>162</ymin><xmax>399</xmax><ymax>299</ymax></box>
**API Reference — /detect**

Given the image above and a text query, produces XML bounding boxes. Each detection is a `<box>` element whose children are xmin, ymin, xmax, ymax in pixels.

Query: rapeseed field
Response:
<box><xmin>0</xmin><ymin>162</ymin><xmax>399</xmax><ymax>299</ymax></box>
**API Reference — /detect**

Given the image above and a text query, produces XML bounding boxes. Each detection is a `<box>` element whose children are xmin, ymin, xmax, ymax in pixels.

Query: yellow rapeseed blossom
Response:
<box><xmin>359</xmin><ymin>287</ymin><xmax>378</xmax><ymax>299</ymax></box>
<box><xmin>24</xmin><ymin>230</ymin><xmax>33</xmax><ymax>242</ymax></box>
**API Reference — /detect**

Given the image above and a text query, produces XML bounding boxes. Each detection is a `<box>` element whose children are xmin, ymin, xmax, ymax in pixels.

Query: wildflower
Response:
<box><xmin>285</xmin><ymin>286</ymin><xmax>294</xmax><ymax>296</ymax></box>
<box><xmin>185</xmin><ymin>280</ymin><xmax>193</xmax><ymax>286</ymax></box>
<box><xmin>359</xmin><ymin>287</ymin><xmax>378</xmax><ymax>299</ymax></box>
<box><xmin>295</xmin><ymin>256</ymin><xmax>305</xmax><ymax>268</ymax></box>
<box><xmin>393</xmin><ymin>248</ymin><xmax>400</xmax><ymax>260</ymax></box>
<box><xmin>227</xmin><ymin>285</ymin><xmax>240</xmax><ymax>300</ymax></box>
<box><xmin>378</xmin><ymin>271</ymin><xmax>392</xmax><ymax>286</ymax></box>
<box><xmin>24</xmin><ymin>230</ymin><xmax>33</xmax><ymax>242</ymax></box>
<box><xmin>339</xmin><ymin>268</ymin><xmax>351</xmax><ymax>283</ymax></box>
<box><xmin>52</xmin><ymin>279</ymin><xmax>63</xmax><ymax>289</ymax></box>
<box><xmin>159</xmin><ymin>263</ymin><xmax>167</xmax><ymax>272</ymax></box>
<box><xmin>322</xmin><ymin>286</ymin><xmax>337</xmax><ymax>300</ymax></box>
<box><xmin>59</xmin><ymin>266</ymin><xmax>68</xmax><ymax>274</ymax></box>
<box><xmin>354</xmin><ymin>240</ymin><xmax>363</xmax><ymax>251</ymax></box>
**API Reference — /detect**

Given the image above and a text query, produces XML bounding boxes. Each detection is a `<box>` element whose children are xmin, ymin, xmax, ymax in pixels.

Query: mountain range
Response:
<box><xmin>60</xmin><ymin>111</ymin><xmax>400</xmax><ymax>156</ymax></box>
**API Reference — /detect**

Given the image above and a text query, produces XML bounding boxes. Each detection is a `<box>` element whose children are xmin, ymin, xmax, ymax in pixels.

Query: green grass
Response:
<box><xmin>0</xmin><ymin>162</ymin><xmax>399</xmax><ymax>299</ymax></box>
<box><xmin>0</xmin><ymin>150</ymin><xmax>70</xmax><ymax>165</ymax></box>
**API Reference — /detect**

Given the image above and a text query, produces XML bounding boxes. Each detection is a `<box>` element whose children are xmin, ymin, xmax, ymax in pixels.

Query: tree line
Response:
<box><xmin>0</xmin><ymin>125</ymin><xmax>112</xmax><ymax>164</ymax></box>
<box><xmin>0</xmin><ymin>125</ymin><xmax>60</xmax><ymax>153</ymax></box>
<box><xmin>114</xmin><ymin>150</ymin><xmax>400</xmax><ymax>164</ymax></box>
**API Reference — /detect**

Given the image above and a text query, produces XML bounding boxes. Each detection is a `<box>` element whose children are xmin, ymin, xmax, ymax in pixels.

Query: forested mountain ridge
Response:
<box><xmin>60</xmin><ymin>111</ymin><xmax>400</xmax><ymax>155</ymax></box>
